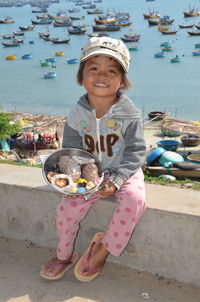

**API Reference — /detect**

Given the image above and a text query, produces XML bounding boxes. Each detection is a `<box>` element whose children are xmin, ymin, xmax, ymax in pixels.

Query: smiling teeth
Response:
<box><xmin>95</xmin><ymin>83</ymin><xmax>107</xmax><ymax>88</ymax></box>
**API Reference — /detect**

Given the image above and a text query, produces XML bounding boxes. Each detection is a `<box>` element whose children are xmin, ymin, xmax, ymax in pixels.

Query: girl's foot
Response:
<box><xmin>74</xmin><ymin>232</ymin><xmax>109</xmax><ymax>282</ymax></box>
<box><xmin>40</xmin><ymin>251</ymin><xmax>79</xmax><ymax>280</ymax></box>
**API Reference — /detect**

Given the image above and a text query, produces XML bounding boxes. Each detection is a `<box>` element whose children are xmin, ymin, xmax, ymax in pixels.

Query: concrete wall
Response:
<box><xmin>0</xmin><ymin>164</ymin><xmax>200</xmax><ymax>287</ymax></box>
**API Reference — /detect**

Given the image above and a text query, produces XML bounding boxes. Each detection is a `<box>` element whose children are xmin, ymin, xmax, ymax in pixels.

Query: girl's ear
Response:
<box><xmin>119</xmin><ymin>80</ymin><xmax>125</xmax><ymax>89</ymax></box>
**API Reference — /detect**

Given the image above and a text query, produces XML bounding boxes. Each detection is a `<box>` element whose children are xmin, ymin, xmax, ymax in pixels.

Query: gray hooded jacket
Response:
<box><xmin>62</xmin><ymin>93</ymin><xmax>146</xmax><ymax>190</ymax></box>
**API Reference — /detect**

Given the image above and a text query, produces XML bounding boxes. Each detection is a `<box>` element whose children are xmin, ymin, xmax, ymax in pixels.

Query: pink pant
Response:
<box><xmin>56</xmin><ymin>168</ymin><xmax>146</xmax><ymax>260</ymax></box>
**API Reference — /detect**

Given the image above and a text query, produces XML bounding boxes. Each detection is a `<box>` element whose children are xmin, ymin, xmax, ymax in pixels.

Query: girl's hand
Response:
<box><xmin>98</xmin><ymin>181</ymin><xmax>117</xmax><ymax>197</ymax></box>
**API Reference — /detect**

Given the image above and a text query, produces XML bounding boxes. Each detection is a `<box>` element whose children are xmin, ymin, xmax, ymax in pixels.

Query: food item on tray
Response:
<box><xmin>46</xmin><ymin>171</ymin><xmax>58</xmax><ymax>182</ymax></box>
<box><xmin>45</xmin><ymin>152</ymin><xmax>103</xmax><ymax>195</ymax></box>
<box><xmin>58</xmin><ymin>155</ymin><xmax>81</xmax><ymax>181</ymax></box>
<box><xmin>82</xmin><ymin>163</ymin><xmax>99</xmax><ymax>182</ymax></box>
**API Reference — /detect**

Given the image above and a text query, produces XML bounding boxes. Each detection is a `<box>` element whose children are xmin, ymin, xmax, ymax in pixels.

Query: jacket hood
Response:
<box><xmin>77</xmin><ymin>92</ymin><xmax>141</xmax><ymax>120</ymax></box>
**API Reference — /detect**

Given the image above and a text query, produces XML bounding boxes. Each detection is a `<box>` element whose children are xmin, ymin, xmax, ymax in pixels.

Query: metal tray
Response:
<box><xmin>42</xmin><ymin>148</ymin><xmax>104</xmax><ymax>195</ymax></box>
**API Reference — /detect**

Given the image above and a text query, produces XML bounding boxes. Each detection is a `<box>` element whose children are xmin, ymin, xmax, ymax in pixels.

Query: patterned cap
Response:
<box><xmin>80</xmin><ymin>36</ymin><xmax>130</xmax><ymax>72</ymax></box>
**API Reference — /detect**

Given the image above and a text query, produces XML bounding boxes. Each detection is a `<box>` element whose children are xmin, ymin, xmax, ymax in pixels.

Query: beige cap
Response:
<box><xmin>80</xmin><ymin>37</ymin><xmax>130</xmax><ymax>72</ymax></box>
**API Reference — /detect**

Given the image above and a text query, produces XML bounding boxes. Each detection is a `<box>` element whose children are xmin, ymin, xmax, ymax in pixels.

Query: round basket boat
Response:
<box><xmin>42</xmin><ymin>148</ymin><xmax>104</xmax><ymax>196</ymax></box>
<box><xmin>181</xmin><ymin>135</ymin><xmax>200</xmax><ymax>147</ymax></box>
<box><xmin>187</xmin><ymin>153</ymin><xmax>200</xmax><ymax>164</ymax></box>
<box><xmin>148</xmin><ymin>111</ymin><xmax>166</xmax><ymax>120</ymax></box>
<box><xmin>156</xmin><ymin>139</ymin><xmax>179</xmax><ymax>151</ymax></box>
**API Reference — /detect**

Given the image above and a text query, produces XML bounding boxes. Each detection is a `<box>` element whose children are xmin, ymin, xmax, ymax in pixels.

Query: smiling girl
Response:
<box><xmin>40</xmin><ymin>37</ymin><xmax>146</xmax><ymax>282</ymax></box>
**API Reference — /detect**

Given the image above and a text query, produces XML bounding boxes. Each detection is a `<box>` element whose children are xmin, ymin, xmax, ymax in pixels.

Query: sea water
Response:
<box><xmin>0</xmin><ymin>0</ymin><xmax>200</xmax><ymax>121</ymax></box>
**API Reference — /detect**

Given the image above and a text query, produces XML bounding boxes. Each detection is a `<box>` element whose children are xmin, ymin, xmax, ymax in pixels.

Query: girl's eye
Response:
<box><xmin>89</xmin><ymin>67</ymin><xmax>97</xmax><ymax>71</ymax></box>
<box><xmin>109</xmin><ymin>69</ymin><xmax>116</xmax><ymax>73</ymax></box>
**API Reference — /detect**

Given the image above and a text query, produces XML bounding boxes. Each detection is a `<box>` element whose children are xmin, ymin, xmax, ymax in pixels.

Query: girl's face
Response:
<box><xmin>82</xmin><ymin>55</ymin><xmax>123</xmax><ymax>100</ymax></box>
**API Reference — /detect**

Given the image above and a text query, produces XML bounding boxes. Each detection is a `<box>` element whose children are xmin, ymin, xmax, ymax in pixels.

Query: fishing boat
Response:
<box><xmin>170</xmin><ymin>56</ymin><xmax>181</xmax><ymax>63</ymax></box>
<box><xmin>129</xmin><ymin>45</ymin><xmax>139</xmax><ymax>51</ymax></box>
<box><xmin>121</xmin><ymin>34</ymin><xmax>140</xmax><ymax>42</ymax></box>
<box><xmin>68</xmin><ymin>27</ymin><xmax>87</xmax><ymax>34</ymax></box>
<box><xmin>32</xmin><ymin>8</ymin><xmax>47</xmax><ymax>13</ymax></box>
<box><xmin>53</xmin><ymin>20</ymin><xmax>72</xmax><ymax>27</ymax></box>
<box><xmin>159</xmin><ymin>29</ymin><xmax>178</xmax><ymax>35</ymax></box>
<box><xmin>146</xmin><ymin>166</ymin><xmax>200</xmax><ymax>178</ymax></box>
<box><xmin>192</xmin><ymin>49</ymin><xmax>200</xmax><ymax>56</ymax></box>
<box><xmin>88</xmin><ymin>32</ymin><xmax>109</xmax><ymax>37</ymax></box>
<box><xmin>154</xmin><ymin>52</ymin><xmax>165</xmax><ymax>58</ymax></box>
<box><xmin>116</xmin><ymin>19</ymin><xmax>132</xmax><ymax>27</ymax></box>
<box><xmin>51</xmin><ymin>38</ymin><xmax>70</xmax><ymax>44</ymax></box>
<box><xmin>92</xmin><ymin>24</ymin><xmax>120</xmax><ymax>32</ymax></box>
<box><xmin>183</xmin><ymin>6</ymin><xmax>200</xmax><ymax>17</ymax></box>
<box><xmin>94</xmin><ymin>16</ymin><xmax>117</xmax><ymax>25</ymax></box>
<box><xmin>195</xmin><ymin>24</ymin><xmax>200</xmax><ymax>30</ymax></box>
<box><xmin>148</xmin><ymin>111</ymin><xmax>167</xmax><ymax>120</ymax></box>
<box><xmin>157</xmin><ymin>25</ymin><xmax>170</xmax><ymax>32</ymax></box>
<box><xmin>40</xmin><ymin>35</ymin><xmax>53</xmax><ymax>41</ymax></box>
<box><xmin>68</xmin><ymin>8</ymin><xmax>80</xmax><ymax>13</ymax></box>
<box><xmin>143</xmin><ymin>10</ymin><xmax>160</xmax><ymax>19</ymax></box>
<box><xmin>67</xmin><ymin>58</ymin><xmax>79</xmax><ymax>64</ymax></box>
<box><xmin>87</xmin><ymin>9</ymin><xmax>104</xmax><ymax>15</ymax></box>
<box><xmin>187</xmin><ymin>30</ymin><xmax>200</xmax><ymax>36</ymax></box>
<box><xmin>38</xmin><ymin>32</ymin><xmax>50</xmax><ymax>38</ymax></box>
<box><xmin>2</xmin><ymin>41</ymin><xmax>20</xmax><ymax>47</ymax></box>
<box><xmin>19</xmin><ymin>25</ymin><xmax>34</xmax><ymax>31</ymax></box>
<box><xmin>55</xmin><ymin>51</ymin><xmax>65</xmax><ymax>56</ymax></box>
<box><xmin>21</xmin><ymin>54</ymin><xmax>32</xmax><ymax>59</ymax></box>
<box><xmin>46</xmin><ymin>57</ymin><xmax>57</xmax><ymax>63</ymax></box>
<box><xmin>178</xmin><ymin>24</ymin><xmax>194</xmax><ymax>28</ymax></box>
<box><xmin>5</xmin><ymin>55</ymin><xmax>16</xmax><ymax>60</ymax></box>
<box><xmin>36</xmin><ymin>14</ymin><xmax>49</xmax><ymax>19</ymax></box>
<box><xmin>44</xmin><ymin>72</ymin><xmax>56</xmax><ymax>79</ymax></box>
<box><xmin>13</xmin><ymin>30</ymin><xmax>24</xmax><ymax>36</ymax></box>
<box><xmin>2</xmin><ymin>34</ymin><xmax>15</xmax><ymax>39</ymax></box>
<box><xmin>0</xmin><ymin>17</ymin><xmax>15</xmax><ymax>24</ymax></box>
<box><xmin>195</xmin><ymin>43</ymin><xmax>200</xmax><ymax>48</ymax></box>
<box><xmin>40</xmin><ymin>60</ymin><xmax>52</xmax><ymax>67</ymax></box>
<box><xmin>162</xmin><ymin>46</ymin><xmax>173</xmax><ymax>51</ymax></box>
<box><xmin>31</xmin><ymin>19</ymin><xmax>52</xmax><ymax>25</ymax></box>
<box><xmin>13</xmin><ymin>38</ymin><xmax>24</xmax><ymax>43</ymax></box>
<box><xmin>47</xmin><ymin>13</ymin><xmax>68</xmax><ymax>20</ymax></box>
<box><xmin>82</xmin><ymin>4</ymin><xmax>96</xmax><ymax>9</ymax></box>
<box><xmin>148</xmin><ymin>16</ymin><xmax>174</xmax><ymax>26</ymax></box>
<box><xmin>160</xmin><ymin>41</ymin><xmax>171</xmax><ymax>47</ymax></box>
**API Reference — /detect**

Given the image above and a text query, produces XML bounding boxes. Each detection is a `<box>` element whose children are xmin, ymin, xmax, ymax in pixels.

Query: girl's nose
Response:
<box><xmin>97</xmin><ymin>70</ymin><xmax>107</xmax><ymax>77</ymax></box>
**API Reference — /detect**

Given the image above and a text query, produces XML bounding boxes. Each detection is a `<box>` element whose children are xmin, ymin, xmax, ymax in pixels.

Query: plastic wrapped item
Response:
<box><xmin>82</xmin><ymin>163</ymin><xmax>99</xmax><ymax>182</ymax></box>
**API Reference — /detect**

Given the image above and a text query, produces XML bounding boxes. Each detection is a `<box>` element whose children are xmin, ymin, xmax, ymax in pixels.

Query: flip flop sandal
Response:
<box><xmin>40</xmin><ymin>251</ymin><xmax>79</xmax><ymax>280</ymax></box>
<box><xmin>74</xmin><ymin>232</ymin><xmax>104</xmax><ymax>282</ymax></box>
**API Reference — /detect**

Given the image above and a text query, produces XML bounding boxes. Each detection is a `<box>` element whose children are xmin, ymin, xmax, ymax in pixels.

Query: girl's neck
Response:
<box><xmin>87</xmin><ymin>94</ymin><xmax>118</xmax><ymax>118</ymax></box>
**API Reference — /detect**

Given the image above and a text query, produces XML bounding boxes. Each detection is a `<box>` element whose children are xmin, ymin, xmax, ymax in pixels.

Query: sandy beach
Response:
<box><xmin>11</xmin><ymin>111</ymin><xmax>200</xmax><ymax>151</ymax></box>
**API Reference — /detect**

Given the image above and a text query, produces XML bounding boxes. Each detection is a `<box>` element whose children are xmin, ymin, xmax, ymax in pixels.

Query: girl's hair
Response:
<box><xmin>76</xmin><ymin>60</ymin><xmax>132</xmax><ymax>90</ymax></box>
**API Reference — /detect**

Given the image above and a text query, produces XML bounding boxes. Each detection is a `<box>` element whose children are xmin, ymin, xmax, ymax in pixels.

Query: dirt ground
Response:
<box><xmin>0</xmin><ymin>236</ymin><xmax>200</xmax><ymax>302</ymax></box>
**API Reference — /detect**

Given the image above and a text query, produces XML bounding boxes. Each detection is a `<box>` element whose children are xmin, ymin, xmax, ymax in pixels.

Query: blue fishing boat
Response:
<box><xmin>154</xmin><ymin>52</ymin><xmax>165</xmax><ymax>58</ymax></box>
<box><xmin>46</xmin><ymin>57</ymin><xmax>57</xmax><ymax>63</ymax></box>
<box><xmin>67</xmin><ymin>58</ymin><xmax>79</xmax><ymax>64</ymax></box>
<box><xmin>44</xmin><ymin>72</ymin><xmax>56</xmax><ymax>79</ymax></box>
<box><xmin>21</xmin><ymin>54</ymin><xmax>32</xmax><ymax>59</ymax></box>
<box><xmin>192</xmin><ymin>49</ymin><xmax>200</xmax><ymax>56</ymax></box>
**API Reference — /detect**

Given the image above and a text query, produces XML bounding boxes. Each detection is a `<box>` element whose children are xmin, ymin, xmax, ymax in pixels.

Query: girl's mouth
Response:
<box><xmin>94</xmin><ymin>83</ymin><xmax>108</xmax><ymax>88</ymax></box>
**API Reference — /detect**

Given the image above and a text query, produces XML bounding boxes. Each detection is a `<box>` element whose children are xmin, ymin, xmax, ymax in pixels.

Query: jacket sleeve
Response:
<box><xmin>62</xmin><ymin>120</ymin><xmax>83</xmax><ymax>149</ymax></box>
<box><xmin>107</xmin><ymin>119</ymin><xmax>146</xmax><ymax>190</ymax></box>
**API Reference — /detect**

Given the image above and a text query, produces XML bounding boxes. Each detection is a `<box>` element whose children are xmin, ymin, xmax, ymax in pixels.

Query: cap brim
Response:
<box><xmin>81</xmin><ymin>49</ymin><xmax>128</xmax><ymax>72</ymax></box>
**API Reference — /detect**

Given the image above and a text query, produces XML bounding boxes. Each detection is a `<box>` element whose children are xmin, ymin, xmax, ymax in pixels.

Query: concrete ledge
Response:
<box><xmin>0</xmin><ymin>164</ymin><xmax>200</xmax><ymax>287</ymax></box>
